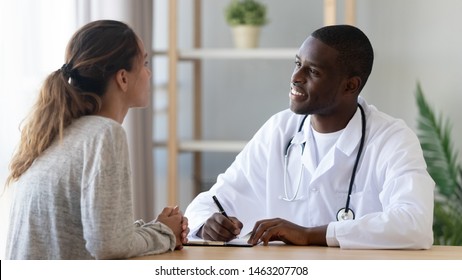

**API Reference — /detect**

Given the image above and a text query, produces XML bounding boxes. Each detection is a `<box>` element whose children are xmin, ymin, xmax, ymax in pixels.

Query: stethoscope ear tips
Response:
<box><xmin>336</xmin><ymin>208</ymin><xmax>355</xmax><ymax>221</ymax></box>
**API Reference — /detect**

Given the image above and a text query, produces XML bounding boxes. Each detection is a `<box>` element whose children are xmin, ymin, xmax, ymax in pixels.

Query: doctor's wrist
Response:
<box><xmin>196</xmin><ymin>225</ymin><xmax>204</xmax><ymax>238</ymax></box>
<box><xmin>307</xmin><ymin>225</ymin><xmax>328</xmax><ymax>246</ymax></box>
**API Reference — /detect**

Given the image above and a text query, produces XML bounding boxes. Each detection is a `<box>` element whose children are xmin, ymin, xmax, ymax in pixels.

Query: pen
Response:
<box><xmin>212</xmin><ymin>195</ymin><xmax>229</xmax><ymax>219</ymax></box>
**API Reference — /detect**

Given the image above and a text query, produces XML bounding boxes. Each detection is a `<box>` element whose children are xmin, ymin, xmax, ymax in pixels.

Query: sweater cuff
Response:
<box><xmin>142</xmin><ymin>220</ymin><xmax>176</xmax><ymax>252</ymax></box>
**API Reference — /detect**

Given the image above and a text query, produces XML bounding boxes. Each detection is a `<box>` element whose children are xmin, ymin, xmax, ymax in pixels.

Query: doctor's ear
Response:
<box><xmin>115</xmin><ymin>69</ymin><xmax>129</xmax><ymax>92</ymax></box>
<box><xmin>345</xmin><ymin>76</ymin><xmax>361</xmax><ymax>95</ymax></box>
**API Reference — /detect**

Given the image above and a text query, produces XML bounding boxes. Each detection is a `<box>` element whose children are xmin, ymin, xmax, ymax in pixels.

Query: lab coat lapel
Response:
<box><xmin>300</xmin><ymin>116</ymin><xmax>317</xmax><ymax>175</ymax></box>
<box><xmin>309</xmin><ymin>108</ymin><xmax>364</xmax><ymax>184</ymax></box>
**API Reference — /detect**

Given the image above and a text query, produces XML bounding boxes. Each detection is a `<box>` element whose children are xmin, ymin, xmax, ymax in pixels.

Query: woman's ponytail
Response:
<box><xmin>6</xmin><ymin>20</ymin><xmax>139</xmax><ymax>186</ymax></box>
<box><xmin>6</xmin><ymin>66</ymin><xmax>101</xmax><ymax>186</ymax></box>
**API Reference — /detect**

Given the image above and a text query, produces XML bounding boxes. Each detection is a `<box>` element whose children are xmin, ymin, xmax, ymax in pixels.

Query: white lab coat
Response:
<box><xmin>185</xmin><ymin>97</ymin><xmax>434</xmax><ymax>249</ymax></box>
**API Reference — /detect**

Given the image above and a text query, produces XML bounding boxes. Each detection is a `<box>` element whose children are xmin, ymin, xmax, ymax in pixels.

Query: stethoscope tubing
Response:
<box><xmin>343</xmin><ymin>104</ymin><xmax>366</xmax><ymax>217</ymax></box>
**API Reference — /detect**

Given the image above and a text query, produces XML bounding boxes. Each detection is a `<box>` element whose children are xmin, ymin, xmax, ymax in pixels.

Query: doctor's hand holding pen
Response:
<box><xmin>197</xmin><ymin>212</ymin><xmax>243</xmax><ymax>242</ymax></box>
<box><xmin>197</xmin><ymin>196</ymin><xmax>243</xmax><ymax>241</ymax></box>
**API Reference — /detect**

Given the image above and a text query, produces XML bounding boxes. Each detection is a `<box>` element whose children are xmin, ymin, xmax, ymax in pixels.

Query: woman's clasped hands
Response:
<box><xmin>156</xmin><ymin>206</ymin><xmax>189</xmax><ymax>250</ymax></box>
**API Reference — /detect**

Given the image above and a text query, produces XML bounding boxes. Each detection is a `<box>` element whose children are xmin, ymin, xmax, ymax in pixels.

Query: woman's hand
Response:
<box><xmin>156</xmin><ymin>206</ymin><xmax>189</xmax><ymax>250</ymax></box>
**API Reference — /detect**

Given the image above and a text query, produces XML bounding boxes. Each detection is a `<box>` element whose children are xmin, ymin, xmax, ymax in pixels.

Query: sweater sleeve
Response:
<box><xmin>80</xmin><ymin>123</ymin><xmax>175</xmax><ymax>259</ymax></box>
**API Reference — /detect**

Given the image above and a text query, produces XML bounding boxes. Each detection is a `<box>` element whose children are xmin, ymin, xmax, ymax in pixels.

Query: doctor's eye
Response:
<box><xmin>308</xmin><ymin>68</ymin><xmax>320</xmax><ymax>76</ymax></box>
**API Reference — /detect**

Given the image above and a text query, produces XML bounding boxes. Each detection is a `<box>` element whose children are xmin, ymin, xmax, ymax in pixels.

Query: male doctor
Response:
<box><xmin>184</xmin><ymin>25</ymin><xmax>434</xmax><ymax>249</ymax></box>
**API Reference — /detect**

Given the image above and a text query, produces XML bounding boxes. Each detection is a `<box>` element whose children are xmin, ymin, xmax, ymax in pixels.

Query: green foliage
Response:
<box><xmin>415</xmin><ymin>82</ymin><xmax>462</xmax><ymax>245</ymax></box>
<box><xmin>225</xmin><ymin>0</ymin><xmax>268</xmax><ymax>26</ymax></box>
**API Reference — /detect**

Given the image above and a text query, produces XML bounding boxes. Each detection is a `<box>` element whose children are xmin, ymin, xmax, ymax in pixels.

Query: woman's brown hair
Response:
<box><xmin>6</xmin><ymin>20</ymin><xmax>141</xmax><ymax>186</ymax></box>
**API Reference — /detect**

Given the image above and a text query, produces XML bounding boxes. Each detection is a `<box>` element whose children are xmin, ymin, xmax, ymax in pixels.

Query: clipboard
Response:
<box><xmin>185</xmin><ymin>238</ymin><xmax>254</xmax><ymax>247</ymax></box>
<box><xmin>185</xmin><ymin>232</ymin><xmax>255</xmax><ymax>247</ymax></box>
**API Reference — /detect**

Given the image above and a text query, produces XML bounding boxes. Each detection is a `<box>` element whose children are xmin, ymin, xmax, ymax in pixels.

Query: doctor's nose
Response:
<box><xmin>291</xmin><ymin>81</ymin><xmax>303</xmax><ymax>88</ymax></box>
<box><xmin>291</xmin><ymin>68</ymin><xmax>306</xmax><ymax>85</ymax></box>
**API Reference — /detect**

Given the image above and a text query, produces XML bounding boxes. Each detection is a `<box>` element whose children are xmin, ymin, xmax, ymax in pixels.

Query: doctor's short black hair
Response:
<box><xmin>311</xmin><ymin>25</ymin><xmax>374</xmax><ymax>91</ymax></box>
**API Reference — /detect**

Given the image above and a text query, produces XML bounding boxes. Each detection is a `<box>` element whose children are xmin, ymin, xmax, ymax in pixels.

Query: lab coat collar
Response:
<box><xmin>336</xmin><ymin>106</ymin><xmax>364</xmax><ymax>157</ymax></box>
<box><xmin>300</xmin><ymin>104</ymin><xmax>365</xmax><ymax>157</ymax></box>
<box><xmin>298</xmin><ymin>102</ymin><xmax>365</xmax><ymax>179</ymax></box>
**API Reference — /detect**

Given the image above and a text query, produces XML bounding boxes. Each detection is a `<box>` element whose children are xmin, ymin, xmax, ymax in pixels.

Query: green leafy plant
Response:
<box><xmin>225</xmin><ymin>0</ymin><xmax>268</xmax><ymax>26</ymax></box>
<box><xmin>415</xmin><ymin>82</ymin><xmax>462</xmax><ymax>245</ymax></box>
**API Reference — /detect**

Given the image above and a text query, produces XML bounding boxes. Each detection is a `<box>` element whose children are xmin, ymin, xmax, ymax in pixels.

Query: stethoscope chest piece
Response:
<box><xmin>336</xmin><ymin>208</ymin><xmax>355</xmax><ymax>221</ymax></box>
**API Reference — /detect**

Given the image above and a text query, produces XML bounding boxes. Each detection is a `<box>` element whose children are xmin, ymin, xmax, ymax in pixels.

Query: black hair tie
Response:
<box><xmin>59</xmin><ymin>63</ymin><xmax>103</xmax><ymax>95</ymax></box>
<box><xmin>60</xmin><ymin>63</ymin><xmax>74</xmax><ymax>78</ymax></box>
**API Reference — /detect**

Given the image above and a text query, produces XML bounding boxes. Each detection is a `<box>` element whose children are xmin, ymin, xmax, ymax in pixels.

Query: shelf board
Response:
<box><xmin>180</xmin><ymin>140</ymin><xmax>247</xmax><ymax>152</ymax></box>
<box><xmin>154</xmin><ymin>48</ymin><xmax>298</xmax><ymax>60</ymax></box>
<box><xmin>154</xmin><ymin>140</ymin><xmax>247</xmax><ymax>153</ymax></box>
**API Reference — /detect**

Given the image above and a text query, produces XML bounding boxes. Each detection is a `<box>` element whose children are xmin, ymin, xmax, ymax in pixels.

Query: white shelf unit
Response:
<box><xmin>159</xmin><ymin>0</ymin><xmax>356</xmax><ymax>205</ymax></box>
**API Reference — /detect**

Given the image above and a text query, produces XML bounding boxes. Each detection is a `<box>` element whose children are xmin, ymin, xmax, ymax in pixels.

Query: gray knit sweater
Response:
<box><xmin>6</xmin><ymin>116</ymin><xmax>175</xmax><ymax>259</ymax></box>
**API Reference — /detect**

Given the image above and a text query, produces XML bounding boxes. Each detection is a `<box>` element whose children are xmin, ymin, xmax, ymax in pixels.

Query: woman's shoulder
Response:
<box><xmin>72</xmin><ymin>115</ymin><xmax>124</xmax><ymax>135</ymax></box>
<box><xmin>74</xmin><ymin>115</ymin><xmax>122</xmax><ymax>128</ymax></box>
<box><xmin>63</xmin><ymin>116</ymin><xmax>127</xmax><ymax>149</ymax></box>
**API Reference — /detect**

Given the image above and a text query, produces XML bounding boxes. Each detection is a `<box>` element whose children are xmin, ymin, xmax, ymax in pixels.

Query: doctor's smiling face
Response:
<box><xmin>289</xmin><ymin>25</ymin><xmax>374</xmax><ymax>133</ymax></box>
<box><xmin>289</xmin><ymin>36</ymin><xmax>349</xmax><ymax>117</ymax></box>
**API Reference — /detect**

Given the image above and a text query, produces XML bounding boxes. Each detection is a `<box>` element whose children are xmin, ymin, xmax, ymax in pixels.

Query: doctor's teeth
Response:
<box><xmin>291</xmin><ymin>89</ymin><xmax>303</xmax><ymax>96</ymax></box>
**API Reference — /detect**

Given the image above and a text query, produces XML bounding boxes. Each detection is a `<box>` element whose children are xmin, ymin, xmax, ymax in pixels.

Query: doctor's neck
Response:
<box><xmin>310</xmin><ymin>106</ymin><xmax>358</xmax><ymax>133</ymax></box>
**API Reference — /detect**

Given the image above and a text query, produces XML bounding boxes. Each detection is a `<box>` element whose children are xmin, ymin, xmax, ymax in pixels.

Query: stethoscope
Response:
<box><xmin>282</xmin><ymin>104</ymin><xmax>366</xmax><ymax>221</ymax></box>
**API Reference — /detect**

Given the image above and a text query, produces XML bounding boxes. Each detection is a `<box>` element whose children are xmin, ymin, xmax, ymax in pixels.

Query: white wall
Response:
<box><xmin>358</xmin><ymin>0</ymin><xmax>462</xmax><ymax>152</ymax></box>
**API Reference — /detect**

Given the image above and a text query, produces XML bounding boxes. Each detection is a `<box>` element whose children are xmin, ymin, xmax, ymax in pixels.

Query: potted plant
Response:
<box><xmin>224</xmin><ymin>0</ymin><xmax>268</xmax><ymax>48</ymax></box>
<box><xmin>415</xmin><ymin>82</ymin><xmax>462</xmax><ymax>245</ymax></box>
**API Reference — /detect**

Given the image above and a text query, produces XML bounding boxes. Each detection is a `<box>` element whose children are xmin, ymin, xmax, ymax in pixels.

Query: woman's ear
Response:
<box><xmin>115</xmin><ymin>69</ymin><xmax>129</xmax><ymax>92</ymax></box>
